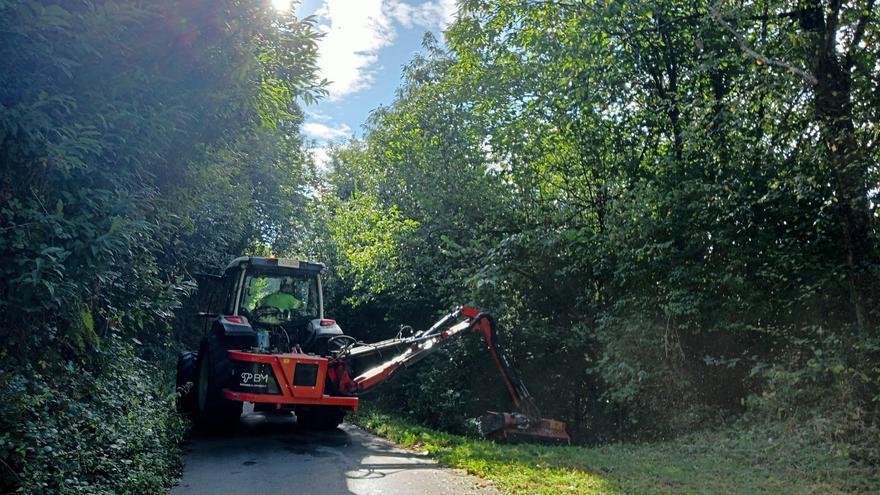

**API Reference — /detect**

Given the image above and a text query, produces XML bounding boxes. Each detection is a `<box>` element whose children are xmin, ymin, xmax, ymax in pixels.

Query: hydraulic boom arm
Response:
<box><xmin>327</xmin><ymin>306</ymin><xmax>570</xmax><ymax>444</ymax></box>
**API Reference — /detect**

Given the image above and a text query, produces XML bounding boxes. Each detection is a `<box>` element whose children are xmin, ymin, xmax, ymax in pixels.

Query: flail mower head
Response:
<box><xmin>479</xmin><ymin>411</ymin><xmax>571</xmax><ymax>445</ymax></box>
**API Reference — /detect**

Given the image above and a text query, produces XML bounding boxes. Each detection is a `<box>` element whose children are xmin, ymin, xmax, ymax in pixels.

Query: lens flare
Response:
<box><xmin>271</xmin><ymin>0</ymin><xmax>291</xmax><ymax>12</ymax></box>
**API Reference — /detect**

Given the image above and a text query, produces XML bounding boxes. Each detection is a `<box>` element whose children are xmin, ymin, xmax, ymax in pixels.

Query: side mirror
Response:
<box><xmin>193</xmin><ymin>273</ymin><xmax>226</xmax><ymax>316</ymax></box>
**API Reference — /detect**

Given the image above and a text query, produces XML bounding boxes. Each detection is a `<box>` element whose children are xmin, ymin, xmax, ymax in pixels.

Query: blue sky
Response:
<box><xmin>274</xmin><ymin>0</ymin><xmax>456</xmax><ymax>165</ymax></box>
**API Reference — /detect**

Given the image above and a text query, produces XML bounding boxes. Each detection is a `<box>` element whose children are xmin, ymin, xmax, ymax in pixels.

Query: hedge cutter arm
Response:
<box><xmin>328</xmin><ymin>306</ymin><xmax>571</xmax><ymax>445</ymax></box>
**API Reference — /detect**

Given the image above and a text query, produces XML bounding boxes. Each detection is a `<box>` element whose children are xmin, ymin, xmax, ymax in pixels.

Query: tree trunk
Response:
<box><xmin>811</xmin><ymin>4</ymin><xmax>876</xmax><ymax>334</ymax></box>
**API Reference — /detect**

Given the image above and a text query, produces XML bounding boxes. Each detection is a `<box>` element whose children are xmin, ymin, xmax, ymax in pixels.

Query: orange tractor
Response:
<box><xmin>177</xmin><ymin>256</ymin><xmax>569</xmax><ymax>444</ymax></box>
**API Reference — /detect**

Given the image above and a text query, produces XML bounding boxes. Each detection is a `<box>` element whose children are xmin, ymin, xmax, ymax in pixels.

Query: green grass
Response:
<box><xmin>351</xmin><ymin>408</ymin><xmax>878</xmax><ymax>494</ymax></box>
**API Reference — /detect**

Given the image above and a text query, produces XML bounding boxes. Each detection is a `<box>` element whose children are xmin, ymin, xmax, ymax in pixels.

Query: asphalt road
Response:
<box><xmin>171</xmin><ymin>408</ymin><xmax>499</xmax><ymax>495</ymax></box>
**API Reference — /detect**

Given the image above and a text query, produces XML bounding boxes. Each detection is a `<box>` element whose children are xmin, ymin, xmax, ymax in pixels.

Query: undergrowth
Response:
<box><xmin>352</xmin><ymin>405</ymin><xmax>879</xmax><ymax>495</ymax></box>
<box><xmin>0</xmin><ymin>342</ymin><xmax>186</xmax><ymax>495</ymax></box>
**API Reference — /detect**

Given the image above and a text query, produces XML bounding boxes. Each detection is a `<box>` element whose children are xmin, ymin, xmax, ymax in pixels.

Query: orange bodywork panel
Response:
<box><xmin>222</xmin><ymin>349</ymin><xmax>359</xmax><ymax>411</ymax></box>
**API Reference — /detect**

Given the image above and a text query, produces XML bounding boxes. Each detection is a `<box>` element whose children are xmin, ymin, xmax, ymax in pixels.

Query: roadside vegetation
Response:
<box><xmin>0</xmin><ymin>2</ymin><xmax>322</xmax><ymax>493</ymax></box>
<box><xmin>1</xmin><ymin>0</ymin><xmax>878</xmax><ymax>493</ymax></box>
<box><xmin>355</xmin><ymin>407</ymin><xmax>879</xmax><ymax>495</ymax></box>
<box><xmin>315</xmin><ymin>0</ymin><xmax>880</xmax><ymax>463</ymax></box>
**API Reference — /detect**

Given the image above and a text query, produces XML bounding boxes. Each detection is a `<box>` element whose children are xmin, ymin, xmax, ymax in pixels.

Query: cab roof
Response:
<box><xmin>223</xmin><ymin>256</ymin><xmax>325</xmax><ymax>277</ymax></box>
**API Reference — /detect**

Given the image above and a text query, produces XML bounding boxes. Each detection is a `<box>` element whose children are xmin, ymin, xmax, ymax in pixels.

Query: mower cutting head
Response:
<box><xmin>479</xmin><ymin>411</ymin><xmax>571</xmax><ymax>445</ymax></box>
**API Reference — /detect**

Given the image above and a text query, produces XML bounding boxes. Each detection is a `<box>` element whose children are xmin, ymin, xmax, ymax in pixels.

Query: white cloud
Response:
<box><xmin>305</xmin><ymin>109</ymin><xmax>333</xmax><ymax>122</ymax></box>
<box><xmin>302</xmin><ymin>121</ymin><xmax>352</xmax><ymax>141</ymax></box>
<box><xmin>311</xmin><ymin>0</ymin><xmax>459</xmax><ymax>100</ymax></box>
<box><xmin>309</xmin><ymin>147</ymin><xmax>333</xmax><ymax>172</ymax></box>
<box><xmin>313</xmin><ymin>0</ymin><xmax>395</xmax><ymax>100</ymax></box>
<box><xmin>387</xmin><ymin>0</ymin><xmax>457</xmax><ymax>30</ymax></box>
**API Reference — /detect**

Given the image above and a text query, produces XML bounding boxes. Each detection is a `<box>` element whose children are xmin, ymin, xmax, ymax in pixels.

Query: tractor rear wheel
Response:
<box><xmin>296</xmin><ymin>406</ymin><xmax>346</xmax><ymax>430</ymax></box>
<box><xmin>195</xmin><ymin>334</ymin><xmax>242</xmax><ymax>431</ymax></box>
<box><xmin>175</xmin><ymin>351</ymin><xmax>198</xmax><ymax>414</ymax></box>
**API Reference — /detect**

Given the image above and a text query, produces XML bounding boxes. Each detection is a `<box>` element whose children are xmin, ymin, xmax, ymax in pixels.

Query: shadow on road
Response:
<box><xmin>173</xmin><ymin>408</ymin><xmax>489</xmax><ymax>494</ymax></box>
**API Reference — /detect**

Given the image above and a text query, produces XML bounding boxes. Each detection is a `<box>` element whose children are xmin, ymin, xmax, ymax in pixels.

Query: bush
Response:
<box><xmin>0</xmin><ymin>341</ymin><xmax>186</xmax><ymax>495</ymax></box>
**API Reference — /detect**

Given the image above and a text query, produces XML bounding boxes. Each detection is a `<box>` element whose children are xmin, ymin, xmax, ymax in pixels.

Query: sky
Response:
<box><xmin>274</xmin><ymin>0</ymin><xmax>458</xmax><ymax>166</ymax></box>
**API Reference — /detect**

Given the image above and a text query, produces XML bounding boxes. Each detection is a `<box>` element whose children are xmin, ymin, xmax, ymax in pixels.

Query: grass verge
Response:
<box><xmin>351</xmin><ymin>407</ymin><xmax>878</xmax><ymax>494</ymax></box>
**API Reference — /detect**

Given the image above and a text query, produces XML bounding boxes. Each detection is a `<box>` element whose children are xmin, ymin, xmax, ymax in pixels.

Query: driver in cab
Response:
<box><xmin>257</xmin><ymin>277</ymin><xmax>303</xmax><ymax>316</ymax></box>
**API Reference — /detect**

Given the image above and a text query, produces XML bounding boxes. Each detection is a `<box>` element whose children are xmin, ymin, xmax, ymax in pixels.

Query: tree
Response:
<box><xmin>710</xmin><ymin>0</ymin><xmax>878</xmax><ymax>335</ymax></box>
<box><xmin>317</xmin><ymin>0</ymin><xmax>878</xmax><ymax>442</ymax></box>
<box><xmin>0</xmin><ymin>1</ymin><xmax>324</xmax><ymax>491</ymax></box>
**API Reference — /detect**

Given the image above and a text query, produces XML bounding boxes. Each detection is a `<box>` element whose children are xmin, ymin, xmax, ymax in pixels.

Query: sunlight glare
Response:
<box><xmin>271</xmin><ymin>0</ymin><xmax>291</xmax><ymax>12</ymax></box>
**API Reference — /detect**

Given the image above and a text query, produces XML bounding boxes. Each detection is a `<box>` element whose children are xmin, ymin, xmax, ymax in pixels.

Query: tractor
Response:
<box><xmin>177</xmin><ymin>256</ymin><xmax>570</xmax><ymax>443</ymax></box>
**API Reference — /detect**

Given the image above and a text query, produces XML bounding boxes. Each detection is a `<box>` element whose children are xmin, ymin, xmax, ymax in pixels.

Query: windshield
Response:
<box><xmin>239</xmin><ymin>272</ymin><xmax>319</xmax><ymax>322</ymax></box>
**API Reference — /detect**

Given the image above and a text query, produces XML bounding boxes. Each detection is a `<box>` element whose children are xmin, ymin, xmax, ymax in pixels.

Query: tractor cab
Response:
<box><xmin>213</xmin><ymin>256</ymin><xmax>343</xmax><ymax>355</ymax></box>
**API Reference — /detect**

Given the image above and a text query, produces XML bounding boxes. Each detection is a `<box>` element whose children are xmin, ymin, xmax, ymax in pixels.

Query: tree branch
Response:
<box><xmin>847</xmin><ymin>0</ymin><xmax>875</xmax><ymax>69</ymax></box>
<box><xmin>710</xmin><ymin>1</ymin><xmax>818</xmax><ymax>86</ymax></box>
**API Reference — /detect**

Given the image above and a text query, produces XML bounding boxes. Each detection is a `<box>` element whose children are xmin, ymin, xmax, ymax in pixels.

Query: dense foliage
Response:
<box><xmin>0</xmin><ymin>1</ymin><xmax>322</xmax><ymax>492</ymax></box>
<box><xmin>316</xmin><ymin>0</ymin><xmax>879</xmax><ymax>451</ymax></box>
<box><xmin>2</xmin><ymin>0</ymin><xmax>878</xmax><ymax>491</ymax></box>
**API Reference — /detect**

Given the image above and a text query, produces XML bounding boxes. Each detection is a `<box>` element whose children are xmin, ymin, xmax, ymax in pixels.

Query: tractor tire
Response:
<box><xmin>296</xmin><ymin>406</ymin><xmax>346</xmax><ymax>430</ymax></box>
<box><xmin>175</xmin><ymin>351</ymin><xmax>198</xmax><ymax>414</ymax></box>
<box><xmin>194</xmin><ymin>333</ymin><xmax>242</xmax><ymax>432</ymax></box>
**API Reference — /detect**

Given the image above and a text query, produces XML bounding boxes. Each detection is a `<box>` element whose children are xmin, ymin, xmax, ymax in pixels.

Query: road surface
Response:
<box><xmin>171</xmin><ymin>409</ymin><xmax>498</xmax><ymax>495</ymax></box>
